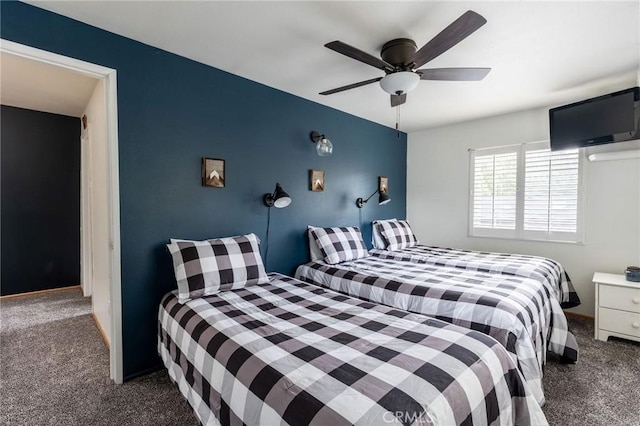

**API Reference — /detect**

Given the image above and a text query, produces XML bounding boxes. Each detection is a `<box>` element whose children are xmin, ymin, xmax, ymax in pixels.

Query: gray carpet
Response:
<box><xmin>1</xmin><ymin>289</ymin><xmax>639</xmax><ymax>425</ymax></box>
<box><xmin>0</xmin><ymin>289</ymin><xmax>197</xmax><ymax>426</ymax></box>
<box><xmin>542</xmin><ymin>316</ymin><xmax>640</xmax><ymax>425</ymax></box>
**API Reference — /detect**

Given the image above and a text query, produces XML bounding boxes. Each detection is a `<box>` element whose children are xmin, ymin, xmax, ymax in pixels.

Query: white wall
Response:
<box><xmin>407</xmin><ymin>107</ymin><xmax>640</xmax><ymax>317</ymax></box>
<box><xmin>83</xmin><ymin>79</ymin><xmax>111</xmax><ymax>344</ymax></box>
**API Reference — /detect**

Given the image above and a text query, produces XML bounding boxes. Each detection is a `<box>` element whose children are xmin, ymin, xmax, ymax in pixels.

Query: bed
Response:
<box><xmin>161</xmin><ymin>233</ymin><xmax>547</xmax><ymax>425</ymax></box>
<box><xmin>159</xmin><ymin>273</ymin><xmax>546</xmax><ymax>425</ymax></box>
<box><xmin>368</xmin><ymin>246</ymin><xmax>580</xmax><ymax>309</ymax></box>
<box><xmin>367</xmin><ymin>219</ymin><xmax>580</xmax><ymax>310</ymax></box>
<box><xmin>296</xmin><ymin>224</ymin><xmax>580</xmax><ymax>406</ymax></box>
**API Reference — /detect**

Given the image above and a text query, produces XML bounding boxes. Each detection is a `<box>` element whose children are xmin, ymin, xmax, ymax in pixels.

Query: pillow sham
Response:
<box><xmin>170</xmin><ymin>236</ymin><xmax>261</xmax><ymax>244</ymax></box>
<box><xmin>309</xmin><ymin>226</ymin><xmax>369</xmax><ymax>264</ymax></box>
<box><xmin>307</xmin><ymin>226</ymin><xmax>325</xmax><ymax>261</ymax></box>
<box><xmin>377</xmin><ymin>220</ymin><xmax>419</xmax><ymax>251</ymax></box>
<box><xmin>167</xmin><ymin>233</ymin><xmax>269</xmax><ymax>303</ymax></box>
<box><xmin>372</xmin><ymin>218</ymin><xmax>397</xmax><ymax>249</ymax></box>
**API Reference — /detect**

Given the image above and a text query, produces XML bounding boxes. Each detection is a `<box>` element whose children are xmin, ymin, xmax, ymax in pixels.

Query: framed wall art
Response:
<box><xmin>310</xmin><ymin>169</ymin><xmax>325</xmax><ymax>192</ymax></box>
<box><xmin>202</xmin><ymin>158</ymin><xmax>225</xmax><ymax>188</ymax></box>
<box><xmin>379</xmin><ymin>176</ymin><xmax>388</xmax><ymax>194</ymax></box>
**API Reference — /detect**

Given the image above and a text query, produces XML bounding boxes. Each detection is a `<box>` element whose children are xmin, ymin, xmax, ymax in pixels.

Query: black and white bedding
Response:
<box><xmin>295</xmin><ymin>255</ymin><xmax>579</xmax><ymax>406</ymax></box>
<box><xmin>369</xmin><ymin>246</ymin><xmax>580</xmax><ymax>309</ymax></box>
<box><xmin>159</xmin><ymin>273</ymin><xmax>547</xmax><ymax>426</ymax></box>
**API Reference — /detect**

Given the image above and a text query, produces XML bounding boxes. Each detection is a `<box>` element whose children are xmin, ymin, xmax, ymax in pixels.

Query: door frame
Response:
<box><xmin>1</xmin><ymin>39</ymin><xmax>123</xmax><ymax>384</ymax></box>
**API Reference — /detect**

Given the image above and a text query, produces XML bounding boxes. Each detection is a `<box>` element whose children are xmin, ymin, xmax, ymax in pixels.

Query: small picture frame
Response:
<box><xmin>310</xmin><ymin>169</ymin><xmax>325</xmax><ymax>192</ymax></box>
<box><xmin>202</xmin><ymin>158</ymin><xmax>225</xmax><ymax>188</ymax></box>
<box><xmin>379</xmin><ymin>176</ymin><xmax>388</xmax><ymax>194</ymax></box>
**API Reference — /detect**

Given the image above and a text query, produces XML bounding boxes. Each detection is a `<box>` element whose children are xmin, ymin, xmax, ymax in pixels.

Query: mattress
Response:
<box><xmin>158</xmin><ymin>273</ymin><xmax>546</xmax><ymax>425</ymax></box>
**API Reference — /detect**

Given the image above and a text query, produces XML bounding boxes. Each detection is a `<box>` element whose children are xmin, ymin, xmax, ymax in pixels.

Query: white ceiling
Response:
<box><xmin>25</xmin><ymin>1</ymin><xmax>640</xmax><ymax>132</ymax></box>
<box><xmin>1</xmin><ymin>51</ymin><xmax>98</xmax><ymax>117</ymax></box>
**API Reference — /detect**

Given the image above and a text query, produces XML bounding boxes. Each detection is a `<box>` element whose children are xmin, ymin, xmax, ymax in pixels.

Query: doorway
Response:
<box><xmin>0</xmin><ymin>39</ymin><xmax>123</xmax><ymax>383</ymax></box>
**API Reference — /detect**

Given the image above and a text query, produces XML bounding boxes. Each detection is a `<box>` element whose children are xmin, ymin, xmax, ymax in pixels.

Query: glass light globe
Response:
<box><xmin>379</xmin><ymin>71</ymin><xmax>420</xmax><ymax>95</ymax></box>
<box><xmin>316</xmin><ymin>137</ymin><xmax>333</xmax><ymax>156</ymax></box>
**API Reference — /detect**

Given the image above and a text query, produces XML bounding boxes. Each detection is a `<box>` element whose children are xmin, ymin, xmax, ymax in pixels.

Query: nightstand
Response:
<box><xmin>593</xmin><ymin>272</ymin><xmax>640</xmax><ymax>343</ymax></box>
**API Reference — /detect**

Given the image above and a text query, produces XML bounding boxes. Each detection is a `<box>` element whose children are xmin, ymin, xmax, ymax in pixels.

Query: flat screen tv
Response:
<box><xmin>549</xmin><ymin>87</ymin><xmax>640</xmax><ymax>151</ymax></box>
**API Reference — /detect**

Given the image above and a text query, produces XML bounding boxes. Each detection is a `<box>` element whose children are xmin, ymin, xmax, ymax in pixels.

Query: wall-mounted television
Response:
<box><xmin>549</xmin><ymin>87</ymin><xmax>640</xmax><ymax>151</ymax></box>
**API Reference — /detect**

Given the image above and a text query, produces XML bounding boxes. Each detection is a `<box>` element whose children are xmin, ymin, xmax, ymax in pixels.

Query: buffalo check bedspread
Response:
<box><xmin>295</xmin><ymin>257</ymin><xmax>578</xmax><ymax>406</ymax></box>
<box><xmin>159</xmin><ymin>273</ymin><xmax>546</xmax><ymax>426</ymax></box>
<box><xmin>369</xmin><ymin>246</ymin><xmax>580</xmax><ymax>309</ymax></box>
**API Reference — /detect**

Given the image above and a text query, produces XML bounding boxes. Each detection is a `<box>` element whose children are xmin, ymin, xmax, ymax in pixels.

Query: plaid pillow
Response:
<box><xmin>372</xmin><ymin>219</ymin><xmax>397</xmax><ymax>248</ymax></box>
<box><xmin>307</xmin><ymin>226</ymin><xmax>325</xmax><ymax>261</ymax></box>
<box><xmin>309</xmin><ymin>226</ymin><xmax>369</xmax><ymax>264</ymax></box>
<box><xmin>377</xmin><ymin>220</ymin><xmax>419</xmax><ymax>251</ymax></box>
<box><xmin>167</xmin><ymin>233</ymin><xmax>269</xmax><ymax>303</ymax></box>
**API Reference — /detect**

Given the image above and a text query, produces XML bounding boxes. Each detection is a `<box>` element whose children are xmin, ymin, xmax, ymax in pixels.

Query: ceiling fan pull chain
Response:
<box><xmin>396</xmin><ymin>105</ymin><xmax>400</xmax><ymax>138</ymax></box>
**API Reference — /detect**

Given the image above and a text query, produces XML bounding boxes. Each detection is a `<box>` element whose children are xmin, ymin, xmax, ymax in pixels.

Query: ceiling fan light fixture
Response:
<box><xmin>379</xmin><ymin>71</ymin><xmax>420</xmax><ymax>95</ymax></box>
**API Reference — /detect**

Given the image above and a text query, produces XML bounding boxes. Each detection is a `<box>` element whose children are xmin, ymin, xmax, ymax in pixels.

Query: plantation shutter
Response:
<box><xmin>470</xmin><ymin>142</ymin><xmax>582</xmax><ymax>242</ymax></box>
<box><xmin>470</xmin><ymin>147</ymin><xmax>518</xmax><ymax>238</ymax></box>
<box><xmin>523</xmin><ymin>147</ymin><xmax>580</xmax><ymax>240</ymax></box>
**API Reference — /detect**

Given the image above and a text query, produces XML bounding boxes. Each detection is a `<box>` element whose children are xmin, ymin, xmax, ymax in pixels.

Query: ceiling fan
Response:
<box><xmin>320</xmin><ymin>10</ymin><xmax>491</xmax><ymax>107</ymax></box>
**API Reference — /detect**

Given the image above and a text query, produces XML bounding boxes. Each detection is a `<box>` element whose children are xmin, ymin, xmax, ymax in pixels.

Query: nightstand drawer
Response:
<box><xmin>599</xmin><ymin>285</ymin><xmax>640</xmax><ymax>313</ymax></box>
<box><xmin>599</xmin><ymin>307</ymin><xmax>640</xmax><ymax>338</ymax></box>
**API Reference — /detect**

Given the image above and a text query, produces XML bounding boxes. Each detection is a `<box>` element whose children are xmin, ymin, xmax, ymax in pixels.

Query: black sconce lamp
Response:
<box><xmin>310</xmin><ymin>131</ymin><xmax>333</xmax><ymax>157</ymax></box>
<box><xmin>263</xmin><ymin>183</ymin><xmax>291</xmax><ymax>270</ymax></box>
<box><xmin>263</xmin><ymin>183</ymin><xmax>292</xmax><ymax>208</ymax></box>
<box><xmin>356</xmin><ymin>189</ymin><xmax>390</xmax><ymax>208</ymax></box>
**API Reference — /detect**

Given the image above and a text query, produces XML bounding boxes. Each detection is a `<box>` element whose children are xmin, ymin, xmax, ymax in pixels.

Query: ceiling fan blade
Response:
<box><xmin>325</xmin><ymin>41</ymin><xmax>394</xmax><ymax>72</ymax></box>
<box><xmin>390</xmin><ymin>93</ymin><xmax>407</xmax><ymax>107</ymax></box>
<box><xmin>410</xmin><ymin>10</ymin><xmax>487</xmax><ymax>69</ymax></box>
<box><xmin>418</xmin><ymin>67</ymin><xmax>491</xmax><ymax>81</ymax></box>
<box><xmin>319</xmin><ymin>77</ymin><xmax>383</xmax><ymax>95</ymax></box>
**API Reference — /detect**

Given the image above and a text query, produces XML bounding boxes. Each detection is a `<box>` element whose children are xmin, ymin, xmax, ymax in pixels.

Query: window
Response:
<box><xmin>469</xmin><ymin>142</ymin><xmax>583</xmax><ymax>242</ymax></box>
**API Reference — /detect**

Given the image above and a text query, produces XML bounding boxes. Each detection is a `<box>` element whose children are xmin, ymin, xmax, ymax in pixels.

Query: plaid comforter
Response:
<box><xmin>159</xmin><ymin>274</ymin><xmax>547</xmax><ymax>426</ymax></box>
<box><xmin>295</xmin><ymin>257</ymin><xmax>579</xmax><ymax>406</ymax></box>
<box><xmin>370</xmin><ymin>246</ymin><xmax>581</xmax><ymax>309</ymax></box>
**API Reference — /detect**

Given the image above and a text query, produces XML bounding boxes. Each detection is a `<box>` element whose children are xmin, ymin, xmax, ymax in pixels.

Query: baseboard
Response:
<box><xmin>0</xmin><ymin>285</ymin><xmax>81</xmax><ymax>300</ymax></box>
<box><xmin>92</xmin><ymin>313</ymin><xmax>111</xmax><ymax>349</ymax></box>
<box><xmin>564</xmin><ymin>310</ymin><xmax>594</xmax><ymax>320</ymax></box>
<box><xmin>123</xmin><ymin>363</ymin><xmax>164</xmax><ymax>382</ymax></box>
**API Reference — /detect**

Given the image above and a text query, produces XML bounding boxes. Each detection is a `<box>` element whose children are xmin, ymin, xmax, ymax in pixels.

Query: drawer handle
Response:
<box><xmin>633</xmin><ymin>298</ymin><xmax>640</xmax><ymax>304</ymax></box>
<box><xmin>633</xmin><ymin>322</ymin><xmax>640</xmax><ymax>329</ymax></box>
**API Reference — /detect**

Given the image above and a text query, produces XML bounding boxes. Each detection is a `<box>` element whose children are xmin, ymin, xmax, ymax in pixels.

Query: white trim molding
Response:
<box><xmin>1</xmin><ymin>39</ymin><xmax>124</xmax><ymax>384</ymax></box>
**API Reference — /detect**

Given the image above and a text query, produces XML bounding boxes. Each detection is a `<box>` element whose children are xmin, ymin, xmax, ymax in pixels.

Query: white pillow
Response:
<box><xmin>372</xmin><ymin>219</ymin><xmax>397</xmax><ymax>249</ymax></box>
<box><xmin>307</xmin><ymin>226</ymin><xmax>326</xmax><ymax>261</ymax></box>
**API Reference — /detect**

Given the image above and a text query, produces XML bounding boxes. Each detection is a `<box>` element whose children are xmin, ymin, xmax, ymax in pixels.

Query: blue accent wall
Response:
<box><xmin>1</xmin><ymin>2</ymin><xmax>407</xmax><ymax>378</ymax></box>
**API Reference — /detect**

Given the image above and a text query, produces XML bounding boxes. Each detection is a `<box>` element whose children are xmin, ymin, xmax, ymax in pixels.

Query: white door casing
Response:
<box><xmin>0</xmin><ymin>39</ymin><xmax>123</xmax><ymax>384</ymax></box>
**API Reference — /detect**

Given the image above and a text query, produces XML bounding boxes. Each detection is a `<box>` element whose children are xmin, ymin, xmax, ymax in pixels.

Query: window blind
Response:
<box><xmin>524</xmin><ymin>148</ymin><xmax>579</xmax><ymax>234</ymax></box>
<box><xmin>469</xmin><ymin>142</ymin><xmax>582</xmax><ymax>243</ymax></box>
<box><xmin>472</xmin><ymin>152</ymin><xmax>517</xmax><ymax>230</ymax></box>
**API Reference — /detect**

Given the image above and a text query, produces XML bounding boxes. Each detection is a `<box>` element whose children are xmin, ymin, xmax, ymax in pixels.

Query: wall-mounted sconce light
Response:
<box><xmin>263</xmin><ymin>183</ymin><xmax>292</xmax><ymax>270</ymax></box>
<box><xmin>356</xmin><ymin>189</ymin><xmax>390</xmax><ymax>208</ymax></box>
<box><xmin>263</xmin><ymin>183</ymin><xmax>292</xmax><ymax>208</ymax></box>
<box><xmin>310</xmin><ymin>131</ymin><xmax>333</xmax><ymax>157</ymax></box>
